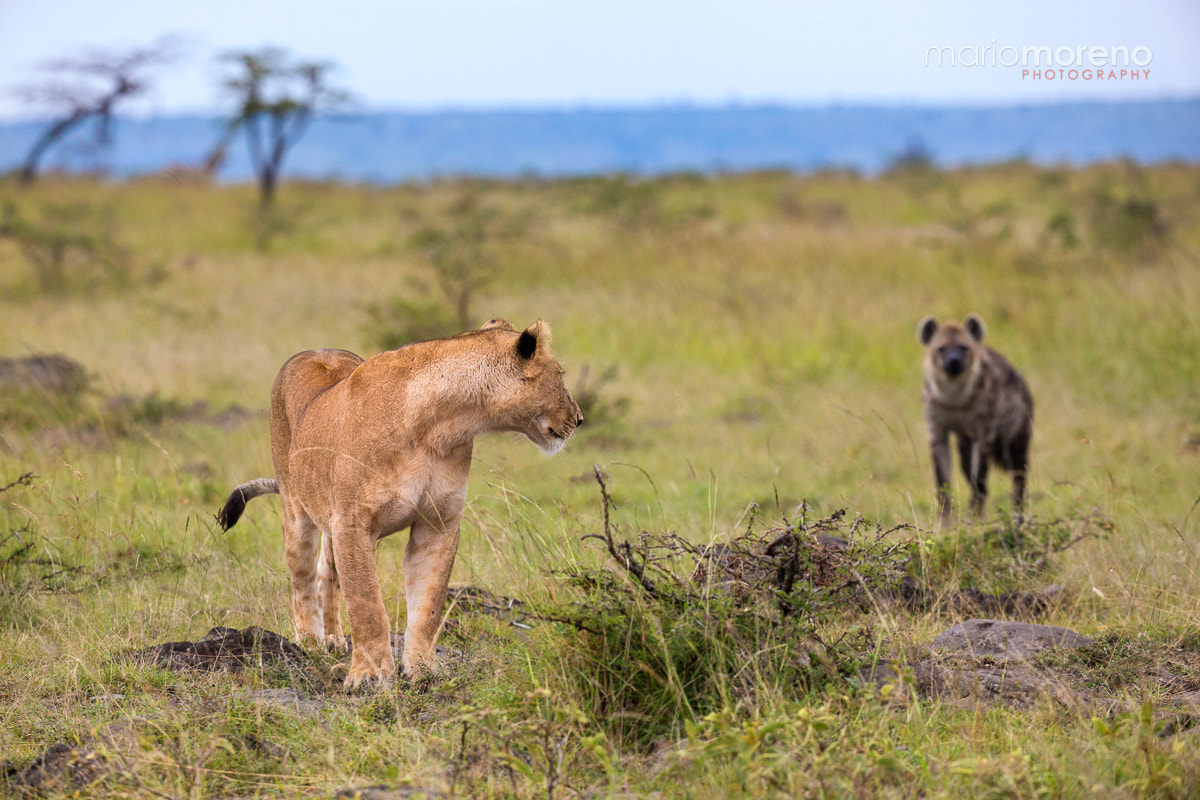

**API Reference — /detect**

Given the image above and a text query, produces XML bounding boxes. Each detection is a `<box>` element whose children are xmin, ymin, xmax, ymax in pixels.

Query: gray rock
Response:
<box><xmin>931</xmin><ymin>619</ymin><xmax>1093</xmax><ymax>661</ymax></box>
<box><xmin>859</xmin><ymin>658</ymin><xmax>1090</xmax><ymax>711</ymax></box>
<box><xmin>859</xmin><ymin>618</ymin><xmax>1098</xmax><ymax>710</ymax></box>
<box><xmin>0</xmin><ymin>354</ymin><xmax>89</xmax><ymax>397</ymax></box>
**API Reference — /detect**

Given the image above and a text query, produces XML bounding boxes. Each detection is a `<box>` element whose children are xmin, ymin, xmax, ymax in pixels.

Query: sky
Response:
<box><xmin>0</xmin><ymin>0</ymin><xmax>1198</xmax><ymax>120</ymax></box>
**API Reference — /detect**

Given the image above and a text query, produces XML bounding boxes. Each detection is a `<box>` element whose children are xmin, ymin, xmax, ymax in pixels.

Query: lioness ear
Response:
<box><xmin>483</xmin><ymin>318</ymin><xmax>515</xmax><ymax>332</ymax></box>
<box><xmin>918</xmin><ymin>316</ymin><xmax>939</xmax><ymax>345</ymax></box>
<box><xmin>517</xmin><ymin>320</ymin><xmax>545</xmax><ymax>359</ymax></box>
<box><xmin>964</xmin><ymin>314</ymin><xmax>986</xmax><ymax>343</ymax></box>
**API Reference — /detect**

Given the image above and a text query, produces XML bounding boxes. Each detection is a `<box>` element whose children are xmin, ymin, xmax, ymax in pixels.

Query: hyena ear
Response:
<box><xmin>964</xmin><ymin>314</ymin><xmax>986</xmax><ymax>343</ymax></box>
<box><xmin>918</xmin><ymin>316</ymin><xmax>939</xmax><ymax>345</ymax></box>
<box><xmin>517</xmin><ymin>319</ymin><xmax>548</xmax><ymax>359</ymax></box>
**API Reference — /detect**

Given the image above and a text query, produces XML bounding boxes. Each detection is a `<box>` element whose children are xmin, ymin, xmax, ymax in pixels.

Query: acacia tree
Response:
<box><xmin>14</xmin><ymin>38</ymin><xmax>180</xmax><ymax>184</ymax></box>
<box><xmin>220</xmin><ymin>48</ymin><xmax>351</xmax><ymax>209</ymax></box>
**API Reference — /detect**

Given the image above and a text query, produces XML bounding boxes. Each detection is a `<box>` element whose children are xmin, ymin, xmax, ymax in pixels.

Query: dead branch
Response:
<box><xmin>1</xmin><ymin>472</ymin><xmax>36</xmax><ymax>494</ymax></box>
<box><xmin>583</xmin><ymin>466</ymin><xmax>659</xmax><ymax>598</ymax></box>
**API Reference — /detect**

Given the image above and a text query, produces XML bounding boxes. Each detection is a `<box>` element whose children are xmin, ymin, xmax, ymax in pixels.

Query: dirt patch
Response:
<box><xmin>122</xmin><ymin>625</ymin><xmax>309</xmax><ymax>673</ymax></box>
<box><xmin>6</xmin><ymin>742</ymin><xmax>112</xmax><ymax>796</ymax></box>
<box><xmin>118</xmin><ymin>625</ymin><xmax>454</xmax><ymax>685</ymax></box>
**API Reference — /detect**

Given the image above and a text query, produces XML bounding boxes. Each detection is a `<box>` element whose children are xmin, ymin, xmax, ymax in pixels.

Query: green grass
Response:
<box><xmin>1</xmin><ymin>162</ymin><xmax>1199</xmax><ymax>797</ymax></box>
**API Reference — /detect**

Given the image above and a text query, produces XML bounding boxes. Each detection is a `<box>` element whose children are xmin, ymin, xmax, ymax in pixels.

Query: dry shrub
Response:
<box><xmin>539</xmin><ymin>468</ymin><xmax>917</xmax><ymax>746</ymax></box>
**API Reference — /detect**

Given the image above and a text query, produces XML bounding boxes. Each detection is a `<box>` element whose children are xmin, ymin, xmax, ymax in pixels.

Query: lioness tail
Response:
<box><xmin>217</xmin><ymin>478</ymin><xmax>279</xmax><ymax>531</ymax></box>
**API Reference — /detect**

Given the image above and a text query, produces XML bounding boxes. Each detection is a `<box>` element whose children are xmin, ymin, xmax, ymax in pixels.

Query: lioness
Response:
<box><xmin>217</xmin><ymin>319</ymin><xmax>582</xmax><ymax>687</ymax></box>
<box><xmin>918</xmin><ymin>314</ymin><xmax>1033</xmax><ymax>523</ymax></box>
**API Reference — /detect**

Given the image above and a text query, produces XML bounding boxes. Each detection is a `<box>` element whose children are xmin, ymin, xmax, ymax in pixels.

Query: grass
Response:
<box><xmin>0</xmin><ymin>161</ymin><xmax>1198</xmax><ymax>797</ymax></box>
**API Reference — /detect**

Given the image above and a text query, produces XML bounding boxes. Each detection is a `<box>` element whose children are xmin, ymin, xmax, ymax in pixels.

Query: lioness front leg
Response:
<box><xmin>401</xmin><ymin>519</ymin><xmax>460</xmax><ymax>677</ymax></box>
<box><xmin>330</xmin><ymin>524</ymin><xmax>395</xmax><ymax>689</ymax></box>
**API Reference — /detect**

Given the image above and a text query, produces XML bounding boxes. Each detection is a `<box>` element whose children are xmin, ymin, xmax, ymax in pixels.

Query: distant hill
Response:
<box><xmin>1</xmin><ymin>99</ymin><xmax>1198</xmax><ymax>182</ymax></box>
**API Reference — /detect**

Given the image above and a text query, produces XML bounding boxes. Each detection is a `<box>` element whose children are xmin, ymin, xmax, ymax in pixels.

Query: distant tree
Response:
<box><xmin>220</xmin><ymin>47</ymin><xmax>352</xmax><ymax>208</ymax></box>
<box><xmin>885</xmin><ymin>138</ymin><xmax>936</xmax><ymax>175</ymax></box>
<box><xmin>12</xmin><ymin>38</ymin><xmax>181</xmax><ymax>184</ymax></box>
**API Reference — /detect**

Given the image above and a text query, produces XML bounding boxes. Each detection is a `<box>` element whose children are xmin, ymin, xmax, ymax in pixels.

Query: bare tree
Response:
<box><xmin>13</xmin><ymin>38</ymin><xmax>181</xmax><ymax>184</ymax></box>
<box><xmin>220</xmin><ymin>47</ymin><xmax>352</xmax><ymax>208</ymax></box>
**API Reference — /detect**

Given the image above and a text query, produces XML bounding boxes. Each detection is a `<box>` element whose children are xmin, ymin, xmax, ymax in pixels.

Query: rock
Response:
<box><xmin>860</xmin><ymin>619</ymin><xmax>1097</xmax><ymax>710</ymax></box>
<box><xmin>859</xmin><ymin>658</ymin><xmax>1089</xmax><ymax>711</ymax></box>
<box><xmin>0</xmin><ymin>354</ymin><xmax>89</xmax><ymax>397</ymax></box>
<box><xmin>932</xmin><ymin>661</ymin><xmax>1085</xmax><ymax>710</ymax></box>
<box><xmin>931</xmin><ymin>619</ymin><xmax>1093</xmax><ymax>661</ymax></box>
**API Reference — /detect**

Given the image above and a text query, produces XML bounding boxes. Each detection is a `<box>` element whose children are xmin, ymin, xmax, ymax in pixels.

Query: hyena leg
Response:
<box><xmin>1008</xmin><ymin>430</ymin><xmax>1032</xmax><ymax>514</ymax></box>
<box><xmin>930</xmin><ymin>436</ymin><xmax>954</xmax><ymax>521</ymax></box>
<box><xmin>281</xmin><ymin>500</ymin><xmax>325</xmax><ymax>644</ymax></box>
<box><xmin>317</xmin><ymin>532</ymin><xmax>345</xmax><ymax>650</ymax></box>
<box><xmin>959</xmin><ymin>436</ymin><xmax>989</xmax><ymax>516</ymax></box>
<box><xmin>401</xmin><ymin>518</ymin><xmax>460</xmax><ymax>677</ymax></box>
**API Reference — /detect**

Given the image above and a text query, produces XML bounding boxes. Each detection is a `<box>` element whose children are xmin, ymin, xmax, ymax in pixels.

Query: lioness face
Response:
<box><xmin>918</xmin><ymin>314</ymin><xmax>986</xmax><ymax>390</ymax></box>
<box><xmin>513</xmin><ymin>321</ymin><xmax>583</xmax><ymax>455</ymax></box>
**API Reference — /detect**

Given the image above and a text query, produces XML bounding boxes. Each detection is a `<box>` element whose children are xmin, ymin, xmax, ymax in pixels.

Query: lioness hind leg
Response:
<box><xmin>283</xmin><ymin>504</ymin><xmax>325</xmax><ymax>644</ymax></box>
<box><xmin>317</xmin><ymin>532</ymin><xmax>346</xmax><ymax>650</ymax></box>
<box><xmin>401</xmin><ymin>520</ymin><xmax>461</xmax><ymax>677</ymax></box>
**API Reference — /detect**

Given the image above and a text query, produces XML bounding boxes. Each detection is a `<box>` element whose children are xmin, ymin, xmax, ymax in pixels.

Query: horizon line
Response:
<box><xmin>1</xmin><ymin>93</ymin><xmax>1198</xmax><ymax>125</ymax></box>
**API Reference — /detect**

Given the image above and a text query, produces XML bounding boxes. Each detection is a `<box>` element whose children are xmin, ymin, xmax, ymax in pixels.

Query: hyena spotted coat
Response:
<box><xmin>918</xmin><ymin>314</ymin><xmax>1034</xmax><ymax>521</ymax></box>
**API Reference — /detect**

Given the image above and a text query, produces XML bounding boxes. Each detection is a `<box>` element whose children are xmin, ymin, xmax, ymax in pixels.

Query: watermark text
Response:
<box><xmin>926</xmin><ymin>41</ymin><xmax>1152</xmax><ymax>82</ymax></box>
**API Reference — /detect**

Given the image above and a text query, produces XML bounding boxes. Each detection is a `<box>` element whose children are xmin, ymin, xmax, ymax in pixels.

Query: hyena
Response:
<box><xmin>918</xmin><ymin>314</ymin><xmax>1034</xmax><ymax>522</ymax></box>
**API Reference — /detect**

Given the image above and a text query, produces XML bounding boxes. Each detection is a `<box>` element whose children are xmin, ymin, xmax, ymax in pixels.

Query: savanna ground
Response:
<box><xmin>0</xmin><ymin>159</ymin><xmax>1198</xmax><ymax>798</ymax></box>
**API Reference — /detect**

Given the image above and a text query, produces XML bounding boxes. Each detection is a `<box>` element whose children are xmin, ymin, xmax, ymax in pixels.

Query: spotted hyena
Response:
<box><xmin>918</xmin><ymin>314</ymin><xmax>1033</xmax><ymax>522</ymax></box>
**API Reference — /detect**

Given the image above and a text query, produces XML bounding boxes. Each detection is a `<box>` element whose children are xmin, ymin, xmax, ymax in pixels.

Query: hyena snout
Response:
<box><xmin>939</xmin><ymin>345</ymin><xmax>969</xmax><ymax>377</ymax></box>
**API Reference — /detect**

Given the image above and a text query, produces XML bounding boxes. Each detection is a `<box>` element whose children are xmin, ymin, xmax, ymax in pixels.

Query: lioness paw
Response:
<box><xmin>343</xmin><ymin>663</ymin><xmax>396</xmax><ymax>693</ymax></box>
<box><xmin>401</xmin><ymin>661</ymin><xmax>433</xmax><ymax>678</ymax></box>
<box><xmin>400</xmin><ymin>649</ymin><xmax>440</xmax><ymax>680</ymax></box>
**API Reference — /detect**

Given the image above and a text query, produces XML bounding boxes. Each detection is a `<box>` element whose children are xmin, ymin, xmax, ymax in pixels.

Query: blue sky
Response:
<box><xmin>0</xmin><ymin>0</ymin><xmax>1197</xmax><ymax>119</ymax></box>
